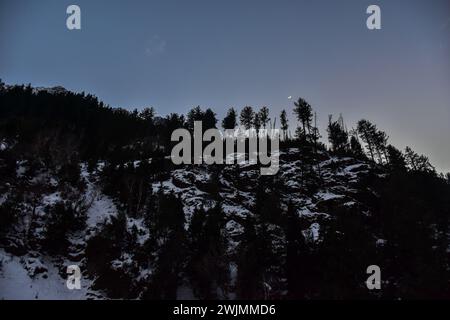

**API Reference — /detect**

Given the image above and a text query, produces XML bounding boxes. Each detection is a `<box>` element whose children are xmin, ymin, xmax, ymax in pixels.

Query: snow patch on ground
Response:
<box><xmin>0</xmin><ymin>141</ymin><xmax>8</xmax><ymax>151</ymax></box>
<box><xmin>317</xmin><ymin>191</ymin><xmax>344</xmax><ymax>201</ymax></box>
<box><xmin>0</xmin><ymin>249</ymin><xmax>91</xmax><ymax>300</ymax></box>
<box><xmin>302</xmin><ymin>223</ymin><xmax>321</xmax><ymax>243</ymax></box>
<box><xmin>81</xmin><ymin>164</ymin><xmax>118</xmax><ymax>228</ymax></box>
<box><xmin>86</xmin><ymin>193</ymin><xmax>117</xmax><ymax>228</ymax></box>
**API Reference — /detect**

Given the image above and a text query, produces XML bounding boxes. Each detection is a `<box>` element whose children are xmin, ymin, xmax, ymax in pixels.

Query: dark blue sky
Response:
<box><xmin>1</xmin><ymin>0</ymin><xmax>449</xmax><ymax>172</ymax></box>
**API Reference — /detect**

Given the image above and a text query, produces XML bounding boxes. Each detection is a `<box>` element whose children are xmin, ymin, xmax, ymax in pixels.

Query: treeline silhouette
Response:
<box><xmin>0</xmin><ymin>81</ymin><xmax>440</xmax><ymax>175</ymax></box>
<box><xmin>1</xmin><ymin>81</ymin><xmax>449</xmax><ymax>299</ymax></box>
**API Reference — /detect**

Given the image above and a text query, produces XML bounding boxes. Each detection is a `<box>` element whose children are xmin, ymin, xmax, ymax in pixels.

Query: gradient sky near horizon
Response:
<box><xmin>1</xmin><ymin>0</ymin><xmax>449</xmax><ymax>172</ymax></box>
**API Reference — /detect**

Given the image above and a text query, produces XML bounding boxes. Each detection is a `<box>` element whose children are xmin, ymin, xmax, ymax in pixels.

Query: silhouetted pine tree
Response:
<box><xmin>203</xmin><ymin>108</ymin><xmax>218</xmax><ymax>130</ymax></box>
<box><xmin>386</xmin><ymin>144</ymin><xmax>406</xmax><ymax>171</ymax></box>
<box><xmin>357</xmin><ymin>119</ymin><xmax>377</xmax><ymax>161</ymax></box>
<box><xmin>236</xmin><ymin>218</ymin><xmax>279</xmax><ymax>299</ymax></box>
<box><xmin>145</xmin><ymin>191</ymin><xmax>186</xmax><ymax>299</ymax></box>
<box><xmin>377</xmin><ymin>170</ymin><xmax>450</xmax><ymax>298</ymax></box>
<box><xmin>240</xmin><ymin>106</ymin><xmax>254</xmax><ymax>130</ymax></box>
<box><xmin>327</xmin><ymin>115</ymin><xmax>348</xmax><ymax>153</ymax></box>
<box><xmin>280</xmin><ymin>110</ymin><xmax>289</xmax><ymax>141</ymax></box>
<box><xmin>284</xmin><ymin>201</ymin><xmax>309</xmax><ymax>298</ymax></box>
<box><xmin>187</xmin><ymin>203</ymin><xmax>230</xmax><ymax>299</ymax></box>
<box><xmin>374</xmin><ymin>130</ymin><xmax>389</xmax><ymax>164</ymax></box>
<box><xmin>404</xmin><ymin>146</ymin><xmax>435</xmax><ymax>173</ymax></box>
<box><xmin>259</xmin><ymin>106</ymin><xmax>270</xmax><ymax>129</ymax></box>
<box><xmin>43</xmin><ymin>201</ymin><xmax>86</xmax><ymax>254</ymax></box>
<box><xmin>350</xmin><ymin>135</ymin><xmax>365</xmax><ymax>158</ymax></box>
<box><xmin>293</xmin><ymin>98</ymin><xmax>313</xmax><ymax>141</ymax></box>
<box><xmin>222</xmin><ymin>108</ymin><xmax>237</xmax><ymax>130</ymax></box>
<box><xmin>186</xmin><ymin>106</ymin><xmax>204</xmax><ymax>131</ymax></box>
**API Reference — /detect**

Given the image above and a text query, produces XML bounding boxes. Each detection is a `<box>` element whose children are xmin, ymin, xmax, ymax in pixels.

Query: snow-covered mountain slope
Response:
<box><xmin>0</xmin><ymin>148</ymin><xmax>383</xmax><ymax>299</ymax></box>
<box><xmin>153</xmin><ymin>148</ymin><xmax>377</xmax><ymax>245</ymax></box>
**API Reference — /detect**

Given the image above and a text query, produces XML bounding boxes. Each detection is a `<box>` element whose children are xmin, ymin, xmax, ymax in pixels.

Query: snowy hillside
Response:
<box><xmin>1</xmin><ymin>148</ymin><xmax>383</xmax><ymax>299</ymax></box>
<box><xmin>1</xmin><ymin>83</ymin><xmax>449</xmax><ymax>300</ymax></box>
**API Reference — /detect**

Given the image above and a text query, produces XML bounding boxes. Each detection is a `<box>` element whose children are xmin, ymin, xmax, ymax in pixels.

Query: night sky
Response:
<box><xmin>1</xmin><ymin>0</ymin><xmax>449</xmax><ymax>172</ymax></box>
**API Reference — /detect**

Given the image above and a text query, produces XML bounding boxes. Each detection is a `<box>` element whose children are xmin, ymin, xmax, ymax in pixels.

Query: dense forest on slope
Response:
<box><xmin>0</xmin><ymin>82</ymin><xmax>449</xmax><ymax>299</ymax></box>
